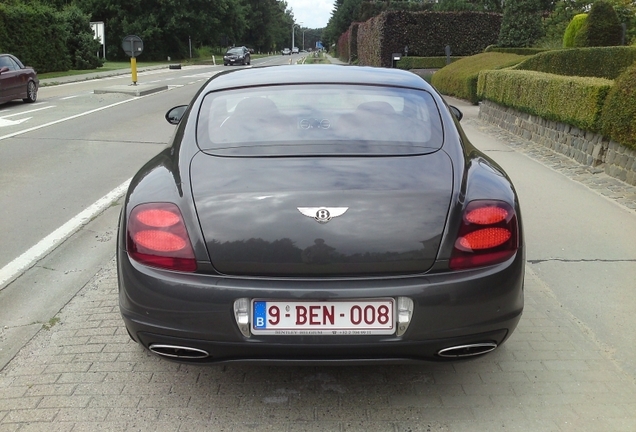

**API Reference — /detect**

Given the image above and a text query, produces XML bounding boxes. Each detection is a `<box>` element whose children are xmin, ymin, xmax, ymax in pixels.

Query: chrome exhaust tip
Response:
<box><xmin>148</xmin><ymin>344</ymin><xmax>209</xmax><ymax>359</ymax></box>
<box><xmin>437</xmin><ymin>342</ymin><xmax>498</xmax><ymax>358</ymax></box>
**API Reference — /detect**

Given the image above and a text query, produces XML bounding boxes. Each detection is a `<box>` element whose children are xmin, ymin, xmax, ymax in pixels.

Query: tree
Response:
<box><xmin>573</xmin><ymin>0</ymin><xmax>622</xmax><ymax>47</ymax></box>
<box><xmin>497</xmin><ymin>0</ymin><xmax>545</xmax><ymax>47</ymax></box>
<box><xmin>74</xmin><ymin>0</ymin><xmax>249</xmax><ymax>60</ymax></box>
<box><xmin>324</xmin><ymin>0</ymin><xmax>363</xmax><ymax>48</ymax></box>
<box><xmin>539</xmin><ymin>0</ymin><xmax>589</xmax><ymax>47</ymax></box>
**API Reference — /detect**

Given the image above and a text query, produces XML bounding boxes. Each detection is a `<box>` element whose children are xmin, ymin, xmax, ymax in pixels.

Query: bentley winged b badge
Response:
<box><xmin>297</xmin><ymin>207</ymin><xmax>348</xmax><ymax>224</ymax></box>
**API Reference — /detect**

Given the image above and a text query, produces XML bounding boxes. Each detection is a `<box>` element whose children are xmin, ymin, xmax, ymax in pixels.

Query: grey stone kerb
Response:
<box><xmin>479</xmin><ymin>100</ymin><xmax>636</xmax><ymax>187</ymax></box>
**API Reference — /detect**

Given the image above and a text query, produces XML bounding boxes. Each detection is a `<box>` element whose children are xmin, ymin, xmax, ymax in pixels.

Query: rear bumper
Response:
<box><xmin>118</xmin><ymin>249</ymin><xmax>524</xmax><ymax>364</ymax></box>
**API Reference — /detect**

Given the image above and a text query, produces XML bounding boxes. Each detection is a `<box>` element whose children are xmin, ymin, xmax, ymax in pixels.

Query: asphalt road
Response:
<box><xmin>1</xmin><ymin>55</ymin><xmax>635</xmax><ymax>430</ymax></box>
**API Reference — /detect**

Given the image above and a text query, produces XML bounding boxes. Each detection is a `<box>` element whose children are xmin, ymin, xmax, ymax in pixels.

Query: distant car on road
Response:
<box><xmin>0</xmin><ymin>53</ymin><xmax>38</xmax><ymax>105</ymax></box>
<box><xmin>282</xmin><ymin>48</ymin><xmax>291</xmax><ymax>55</ymax></box>
<box><xmin>223</xmin><ymin>47</ymin><xmax>250</xmax><ymax>66</ymax></box>
<box><xmin>292</xmin><ymin>47</ymin><xmax>299</xmax><ymax>54</ymax></box>
<box><xmin>117</xmin><ymin>65</ymin><xmax>525</xmax><ymax>365</ymax></box>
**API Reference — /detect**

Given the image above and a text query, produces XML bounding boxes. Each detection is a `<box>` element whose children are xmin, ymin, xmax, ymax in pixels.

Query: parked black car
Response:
<box><xmin>0</xmin><ymin>54</ymin><xmax>38</xmax><ymax>105</ymax></box>
<box><xmin>223</xmin><ymin>47</ymin><xmax>250</xmax><ymax>66</ymax></box>
<box><xmin>118</xmin><ymin>65</ymin><xmax>524</xmax><ymax>364</ymax></box>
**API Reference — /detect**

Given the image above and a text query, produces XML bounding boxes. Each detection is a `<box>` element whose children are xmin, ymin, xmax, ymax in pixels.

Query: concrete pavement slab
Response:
<box><xmin>1</xmin><ymin>257</ymin><xmax>635</xmax><ymax>430</ymax></box>
<box><xmin>93</xmin><ymin>84</ymin><xmax>169</xmax><ymax>97</ymax></box>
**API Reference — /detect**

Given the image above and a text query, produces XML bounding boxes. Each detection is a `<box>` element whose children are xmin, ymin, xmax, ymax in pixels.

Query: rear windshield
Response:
<box><xmin>196</xmin><ymin>84</ymin><xmax>444</xmax><ymax>155</ymax></box>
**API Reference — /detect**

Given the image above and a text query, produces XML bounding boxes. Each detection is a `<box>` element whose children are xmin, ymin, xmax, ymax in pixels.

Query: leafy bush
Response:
<box><xmin>0</xmin><ymin>3</ymin><xmax>102</xmax><ymax>72</ymax></box>
<box><xmin>573</xmin><ymin>1</ymin><xmax>622</xmax><ymax>47</ymax></box>
<box><xmin>396</xmin><ymin>56</ymin><xmax>462</xmax><ymax>69</ymax></box>
<box><xmin>431</xmin><ymin>52</ymin><xmax>529</xmax><ymax>104</ymax></box>
<box><xmin>514</xmin><ymin>46</ymin><xmax>636</xmax><ymax>80</ymax></box>
<box><xmin>563</xmin><ymin>14</ymin><xmax>587</xmax><ymax>48</ymax></box>
<box><xmin>600</xmin><ymin>63</ymin><xmax>636</xmax><ymax>150</ymax></box>
<box><xmin>477</xmin><ymin>69</ymin><xmax>612</xmax><ymax>131</ymax></box>
<box><xmin>497</xmin><ymin>0</ymin><xmax>544</xmax><ymax>48</ymax></box>
<box><xmin>0</xmin><ymin>3</ymin><xmax>70</xmax><ymax>73</ymax></box>
<box><xmin>61</xmin><ymin>6</ymin><xmax>103</xmax><ymax>70</ymax></box>
<box><xmin>194</xmin><ymin>46</ymin><xmax>214</xmax><ymax>59</ymax></box>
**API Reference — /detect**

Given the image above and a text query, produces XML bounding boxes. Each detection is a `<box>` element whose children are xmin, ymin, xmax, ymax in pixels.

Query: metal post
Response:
<box><xmin>189</xmin><ymin>36</ymin><xmax>192</xmax><ymax>58</ymax></box>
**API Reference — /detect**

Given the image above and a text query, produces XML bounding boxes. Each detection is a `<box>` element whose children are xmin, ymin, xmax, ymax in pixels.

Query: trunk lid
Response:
<box><xmin>190</xmin><ymin>152</ymin><xmax>454</xmax><ymax>277</ymax></box>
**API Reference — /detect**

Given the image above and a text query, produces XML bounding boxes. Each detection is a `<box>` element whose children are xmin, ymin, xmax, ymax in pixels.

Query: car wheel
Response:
<box><xmin>224</xmin><ymin>63</ymin><xmax>228</xmax><ymax>66</ymax></box>
<box><xmin>23</xmin><ymin>80</ymin><xmax>37</xmax><ymax>103</ymax></box>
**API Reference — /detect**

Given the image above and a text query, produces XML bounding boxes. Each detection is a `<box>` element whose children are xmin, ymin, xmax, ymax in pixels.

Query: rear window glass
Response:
<box><xmin>196</xmin><ymin>84</ymin><xmax>444</xmax><ymax>155</ymax></box>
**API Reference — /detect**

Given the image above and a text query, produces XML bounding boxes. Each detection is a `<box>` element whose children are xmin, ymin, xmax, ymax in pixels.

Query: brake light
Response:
<box><xmin>127</xmin><ymin>203</ymin><xmax>197</xmax><ymax>272</ymax></box>
<box><xmin>449</xmin><ymin>200</ymin><xmax>518</xmax><ymax>270</ymax></box>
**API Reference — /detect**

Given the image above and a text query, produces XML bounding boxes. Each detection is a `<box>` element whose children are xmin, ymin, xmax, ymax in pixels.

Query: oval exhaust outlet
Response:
<box><xmin>149</xmin><ymin>344</ymin><xmax>209</xmax><ymax>359</ymax></box>
<box><xmin>437</xmin><ymin>342</ymin><xmax>498</xmax><ymax>358</ymax></box>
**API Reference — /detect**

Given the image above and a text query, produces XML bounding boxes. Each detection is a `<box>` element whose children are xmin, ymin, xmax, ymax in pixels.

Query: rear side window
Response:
<box><xmin>196</xmin><ymin>84</ymin><xmax>444</xmax><ymax>155</ymax></box>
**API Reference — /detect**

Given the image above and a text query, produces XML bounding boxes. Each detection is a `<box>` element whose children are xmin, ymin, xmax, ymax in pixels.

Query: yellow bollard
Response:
<box><xmin>131</xmin><ymin>57</ymin><xmax>138</xmax><ymax>85</ymax></box>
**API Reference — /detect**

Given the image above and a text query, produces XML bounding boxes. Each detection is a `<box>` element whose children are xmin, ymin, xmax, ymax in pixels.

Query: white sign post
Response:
<box><xmin>90</xmin><ymin>21</ymin><xmax>106</xmax><ymax>59</ymax></box>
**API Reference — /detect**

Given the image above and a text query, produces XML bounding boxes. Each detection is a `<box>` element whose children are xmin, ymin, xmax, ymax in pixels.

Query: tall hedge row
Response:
<box><xmin>337</xmin><ymin>22</ymin><xmax>362</xmax><ymax>64</ymax></box>
<box><xmin>337</xmin><ymin>28</ymin><xmax>351</xmax><ymax>63</ymax></box>
<box><xmin>477</xmin><ymin>69</ymin><xmax>612</xmax><ymax>132</ymax></box>
<box><xmin>513</xmin><ymin>47</ymin><xmax>636</xmax><ymax>80</ymax></box>
<box><xmin>357</xmin><ymin>11</ymin><xmax>502</xmax><ymax>68</ymax></box>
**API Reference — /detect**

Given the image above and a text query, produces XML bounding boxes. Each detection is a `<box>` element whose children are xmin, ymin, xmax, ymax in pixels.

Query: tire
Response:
<box><xmin>23</xmin><ymin>80</ymin><xmax>37</xmax><ymax>103</ymax></box>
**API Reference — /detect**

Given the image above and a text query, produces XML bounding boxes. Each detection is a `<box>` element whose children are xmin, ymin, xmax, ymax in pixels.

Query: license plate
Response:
<box><xmin>251</xmin><ymin>299</ymin><xmax>395</xmax><ymax>335</ymax></box>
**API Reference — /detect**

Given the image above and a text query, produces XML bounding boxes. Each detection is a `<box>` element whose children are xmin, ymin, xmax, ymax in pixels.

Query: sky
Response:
<box><xmin>285</xmin><ymin>0</ymin><xmax>334</xmax><ymax>29</ymax></box>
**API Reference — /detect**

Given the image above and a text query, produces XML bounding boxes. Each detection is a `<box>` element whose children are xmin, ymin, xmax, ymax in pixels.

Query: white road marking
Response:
<box><xmin>0</xmin><ymin>179</ymin><xmax>131</xmax><ymax>291</ymax></box>
<box><xmin>0</xmin><ymin>117</ymin><xmax>32</xmax><ymax>127</ymax></box>
<box><xmin>61</xmin><ymin>95</ymin><xmax>82</xmax><ymax>100</ymax></box>
<box><xmin>0</xmin><ymin>97</ymin><xmax>141</xmax><ymax>141</ymax></box>
<box><xmin>0</xmin><ymin>106</ymin><xmax>54</xmax><ymax>118</ymax></box>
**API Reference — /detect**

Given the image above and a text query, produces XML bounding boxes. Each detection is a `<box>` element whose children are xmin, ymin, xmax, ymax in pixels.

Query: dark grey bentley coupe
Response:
<box><xmin>117</xmin><ymin>65</ymin><xmax>524</xmax><ymax>364</ymax></box>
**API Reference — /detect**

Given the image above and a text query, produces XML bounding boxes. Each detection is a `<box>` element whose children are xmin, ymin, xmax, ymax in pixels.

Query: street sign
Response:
<box><xmin>122</xmin><ymin>35</ymin><xmax>143</xmax><ymax>58</ymax></box>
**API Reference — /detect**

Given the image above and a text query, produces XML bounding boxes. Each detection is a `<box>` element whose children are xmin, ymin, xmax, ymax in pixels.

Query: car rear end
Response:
<box><xmin>118</xmin><ymin>66</ymin><xmax>524</xmax><ymax>364</ymax></box>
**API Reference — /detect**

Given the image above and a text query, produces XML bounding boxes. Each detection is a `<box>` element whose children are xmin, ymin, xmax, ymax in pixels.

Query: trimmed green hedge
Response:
<box><xmin>396</xmin><ymin>56</ymin><xmax>462</xmax><ymax>69</ymax></box>
<box><xmin>430</xmin><ymin>52</ymin><xmax>529</xmax><ymax>104</ymax></box>
<box><xmin>484</xmin><ymin>46</ymin><xmax>549</xmax><ymax>55</ymax></box>
<box><xmin>357</xmin><ymin>11</ymin><xmax>502</xmax><ymax>68</ymax></box>
<box><xmin>513</xmin><ymin>46</ymin><xmax>636</xmax><ymax>80</ymax></box>
<box><xmin>477</xmin><ymin>69</ymin><xmax>612</xmax><ymax>132</ymax></box>
<box><xmin>600</xmin><ymin>63</ymin><xmax>636</xmax><ymax>150</ymax></box>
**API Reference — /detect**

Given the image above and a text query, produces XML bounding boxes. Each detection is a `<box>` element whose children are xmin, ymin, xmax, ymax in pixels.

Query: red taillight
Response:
<box><xmin>449</xmin><ymin>200</ymin><xmax>519</xmax><ymax>270</ymax></box>
<box><xmin>127</xmin><ymin>203</ymin><xmax>197</xmax><ymax>272</ymax></box>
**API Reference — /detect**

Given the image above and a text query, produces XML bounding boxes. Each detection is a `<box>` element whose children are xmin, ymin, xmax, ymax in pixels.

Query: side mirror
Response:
<box><xmin>0</xmin><ymin>67</ymin><xmax>9</xmax><ymax>74</ymax></box>
<box><xmin>449</xmin><ymin>105</ymin><xmax>463</xmax><ymax>122</ymax></box>
<box><xmin>165</xmin><ymin>105</ymin><xmax>188</xmax><ymax>125</ymax></box>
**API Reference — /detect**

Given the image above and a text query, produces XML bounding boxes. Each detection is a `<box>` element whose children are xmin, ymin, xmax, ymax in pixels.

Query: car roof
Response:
<box><xmin>204</xmin><ymin>65</ymin><xmax>430</xmax><ymax>92</ymax></box>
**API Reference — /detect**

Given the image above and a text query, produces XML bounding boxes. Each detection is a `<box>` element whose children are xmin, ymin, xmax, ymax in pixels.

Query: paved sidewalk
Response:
<box><xmin>1</xmin><ymin>257</ymin><xmax>635</xmax><ymax>431</ymax></box>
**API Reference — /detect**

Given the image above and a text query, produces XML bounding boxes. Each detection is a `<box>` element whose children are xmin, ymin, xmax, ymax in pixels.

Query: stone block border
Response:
<box><xmin>479</xmin><ymin>100</ymin><xmax>636</xmax><ymax>186</ymax></box>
